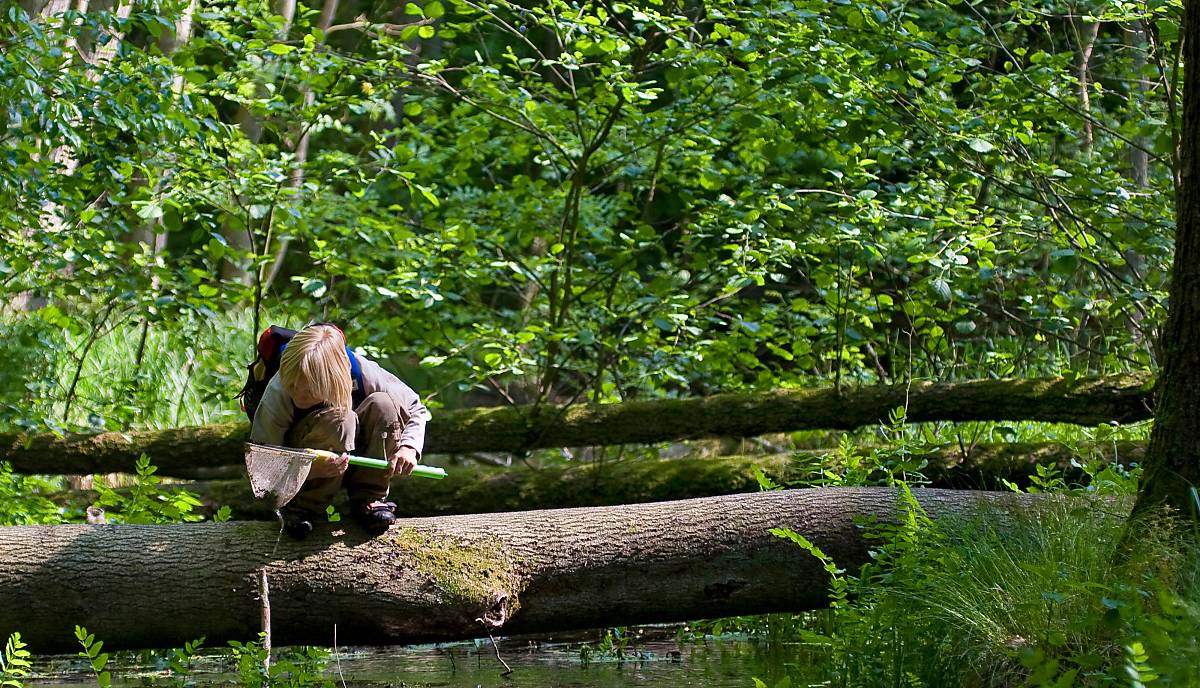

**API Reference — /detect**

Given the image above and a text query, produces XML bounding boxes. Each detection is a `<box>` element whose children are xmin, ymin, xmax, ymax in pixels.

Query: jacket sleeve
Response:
<box><xmin>249</xmin><ymin>375</ymin><xmax>294</xmax><ymax>447</ymax></box>
<box><xmin>358</xmin><ymin>357</ymin><xmax>432</xmax><ymax>457</ymax></box>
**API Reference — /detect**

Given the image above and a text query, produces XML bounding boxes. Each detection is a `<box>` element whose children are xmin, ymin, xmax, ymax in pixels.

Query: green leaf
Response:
<box><xmin>931</xmin><ymin>278</ymin><xmax>952</xmax><ymax>301</ymax></box>
<box><xmin>136</xmin><ymin>203</ymin><xmax>163</xmax><ymax>220</ymax></box>
<box><xmin>754</xmin><ymin>468</ymin><xmax>780</xmax><ymax>491</ymax></box>
<box><xmin>967</xmin><ymin>138</ymin><xmax>994</xmax><ymax>153</ymax></box>
<box><xmin>418</xmin><ymin>25</ymin><xmax>435</xmax><ymax>38</ymax></box>
<box><xmin>268</xmin><ymin>43</ymin><xmax>295</xmax><ymax>55</ymax></box>
<box><xmin>418</xmin><ymin>186</ymin><xmax>439</xmax><ymax>207</ymax></box>
<box><xmin>301</xmin><ymin>278</ymin><xmax>327</xmax><ymax>298</ymax></box>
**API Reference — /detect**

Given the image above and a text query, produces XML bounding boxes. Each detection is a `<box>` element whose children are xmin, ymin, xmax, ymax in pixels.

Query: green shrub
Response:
<box><xmin>769</xmin><ymin>486</ymin><xmax>1198</xmax><ymax>687</ymax></box>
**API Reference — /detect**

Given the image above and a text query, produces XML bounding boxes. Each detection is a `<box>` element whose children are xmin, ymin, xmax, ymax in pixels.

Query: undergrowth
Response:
<box><xmin>735</xmin><ymin>408</ymin><xmax>1200</xmax><ymax>687</ymax></box>
<box><xmin>0</xmin><ymin>308</ymin><xmax>290</xmax><ymax>434</ymax></box>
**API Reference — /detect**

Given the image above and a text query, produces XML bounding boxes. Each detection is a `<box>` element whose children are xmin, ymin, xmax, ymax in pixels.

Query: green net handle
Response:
<box><xmin>347</xmin><ymin>455</ymin><xmax>446</xmax><ymax>479</ymax></box>
<box><xmin>313</xmin><ymin>450</ymin><xmax>447</xmax><ymax>480</ymax></box>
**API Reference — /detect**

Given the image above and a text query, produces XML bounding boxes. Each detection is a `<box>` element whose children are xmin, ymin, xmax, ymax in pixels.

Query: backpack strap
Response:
<box><xmin>347</xmin><ymin>346</ymin><xmax>366</xmax><ymax>408</ymax></box>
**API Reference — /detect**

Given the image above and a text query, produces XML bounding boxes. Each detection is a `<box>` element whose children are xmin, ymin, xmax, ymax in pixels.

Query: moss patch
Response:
<box><xmin>386</xmin><ymin>528</ymin><xmax>522</xmax><ymax>605</ymax></box>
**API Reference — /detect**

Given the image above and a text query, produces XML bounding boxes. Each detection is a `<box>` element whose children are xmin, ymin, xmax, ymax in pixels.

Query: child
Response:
<box><xmin>249</xmin><ymin>324</ymin><xmax>431</xmax><ymax>538</ymax></box>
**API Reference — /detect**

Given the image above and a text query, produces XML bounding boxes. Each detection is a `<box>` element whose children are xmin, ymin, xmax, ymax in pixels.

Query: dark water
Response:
<box><xmin>27</xmin><ymin>632</ymin><xmax>820</xmax><ymax>687</ymax></box>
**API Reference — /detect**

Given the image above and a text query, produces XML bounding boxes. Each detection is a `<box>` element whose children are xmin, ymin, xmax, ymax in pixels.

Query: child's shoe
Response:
<box><xmin>281</xmin><ymin>507</ymin><xmax>315</xmax><ymax>540</ymax></box>
<box><xmin>353</xmin><ymin>500</ymin><xmax>397</xmax><ymax>535</ymax></box>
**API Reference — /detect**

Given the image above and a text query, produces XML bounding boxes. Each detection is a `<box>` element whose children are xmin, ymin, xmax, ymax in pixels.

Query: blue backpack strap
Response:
<box><xmin>346</xmin><ymin>346</ymin><xmax>366</xmax><ymax>407</ymax></box>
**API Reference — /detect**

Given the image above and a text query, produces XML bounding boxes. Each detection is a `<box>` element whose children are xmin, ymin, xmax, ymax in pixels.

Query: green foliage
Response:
<box><xmin>787</xmin><ymin>407</ymin><xmax>931</xmax><ymax>488</ymax></box>
<box><xmin>1</xmin><ymin>0</ymin><xmax>1182</xmax><ymax>424</ymax></box>
<box><xmin>92</xmin><ymin>454</ymin><xmax>204</xmax><ymax>524</ymax></box>
<box><xmin>165</xmin><ymin>636</ymin><xmax>205</xmax><ymax>677</ymax></box>
<box><xmin>0</xmin><ymin>462</ymin><xmax>64</xmax><ymax>526</ymax></box>
<box><xmin>228</xmin><ymin>634</ymin><xmax>334</xmax><ymax>687</ymax></box>
<box><xmin>74</xmin><ymin>626</ymin><xmax>110</xmax><ymax>688</ymax></box>
<box><xmin>1</xmin><ymin>1</ymin><xmax>1194</xmax><ymax>681</ymax></box>
<box><xmin>578</xmin><ymin>626</ymin><xmax>655</xmax><ymax>665</ymax></box>
<box><xmin>0</xmin><ymin>634</ymin><xmax>31</xmax><ymax>688</ymax></box>
<box><xmin>324</xmin><ymin>504</ymin><xmax>340</xmax><ymax>523</ymax></box>
<box><xmin>762</xmin><ymin>483</ymin><xmax>1199</xmax><ymax>686</ymax></box>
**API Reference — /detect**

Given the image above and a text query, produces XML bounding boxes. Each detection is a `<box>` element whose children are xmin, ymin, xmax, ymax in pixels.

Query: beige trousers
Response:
<box><xmin>284</xmin><ymin>392</ymin><xmax>406</xmax><ymax>514</ymax></box>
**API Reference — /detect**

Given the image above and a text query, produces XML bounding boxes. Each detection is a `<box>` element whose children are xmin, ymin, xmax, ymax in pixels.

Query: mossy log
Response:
<box><xmin>0</xmin><ymin>373</ymin><xmax>1153</xmax><ymax>477</ymax></box>
<box><xmin>63</xmin><ymin>440</ymin><xmax>1141</xmax><ymax>521</ymax></box>
<box><xmin>0</xmin><ymin>487</ymin><xmax>1054</xmax><ymax>653</ymax></box>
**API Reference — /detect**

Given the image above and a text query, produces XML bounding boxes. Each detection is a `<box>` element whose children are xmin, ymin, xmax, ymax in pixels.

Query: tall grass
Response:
<box><xmin>0</xmin><ymin>308</ymin><xmax>297</xmax><ymax>433</ymax></box>
<box><xmin>760</xmin><ymin>484</ymin><xmax>1199</xmax><ymax>687</ymax></box>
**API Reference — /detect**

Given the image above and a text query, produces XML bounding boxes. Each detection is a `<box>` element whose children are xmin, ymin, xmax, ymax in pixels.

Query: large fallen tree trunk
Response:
<box><xmin>0</xmin><ymin>487</ymin><xmax>1058</xmax><ymax>653</ymax></box>
<box><xmin>1</xmin><ymin>374</ymin><xmax>1153</xmax><ymax>477</ymax></box>
<box><xmin>62</xmin><ymin>441</ymin><xmax>1143</xmax><ymax>521</ymax></box>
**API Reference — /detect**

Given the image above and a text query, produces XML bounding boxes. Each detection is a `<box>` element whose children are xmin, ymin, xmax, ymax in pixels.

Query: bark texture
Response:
<box><xmin>65</xmin><ymin>441</ymin><xmax>1143</xmax><ymax>521</ymax></box>
<box><xmin>1</xmin><ymin>374</ymin><xmax>1154</xmax><ymax>477</ymax></box>
<box><xmin>0</xmin><ymin>487</ymin><xmax>1051</xmax><ymax>653</ymax></box>
<box><xmin>1136</xmin><ymin>0</ymin><xmax>1200</xmax><ymax>517</ymax></box>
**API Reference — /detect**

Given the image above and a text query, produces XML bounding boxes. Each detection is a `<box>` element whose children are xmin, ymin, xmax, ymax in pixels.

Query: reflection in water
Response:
<box><xmin>27</xmin><ymin>632</ymin><xmax>829</xmax><ymax>687</ymax></box>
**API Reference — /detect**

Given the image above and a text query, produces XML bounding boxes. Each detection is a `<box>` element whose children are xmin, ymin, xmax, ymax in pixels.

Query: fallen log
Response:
<box><xmin>0</xmin><ymin>487</ymin><xmax>1053</xmax><ymax>653</ymax></box>
<box><xmin>0</xmin><ymin>373</ymin><xmax>1153</xmax><ymax>477</ymax></box>
<box><xmin>51</xmin><ymin>441</ymin><xmax>1146</xmax><ymax>521</ymax></box>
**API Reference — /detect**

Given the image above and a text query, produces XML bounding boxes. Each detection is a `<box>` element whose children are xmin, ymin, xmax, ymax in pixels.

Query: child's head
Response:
<box><xmin>278</xmin><ymin>324</ymin><xmax>352</xmax><ymax>411</ymax></box>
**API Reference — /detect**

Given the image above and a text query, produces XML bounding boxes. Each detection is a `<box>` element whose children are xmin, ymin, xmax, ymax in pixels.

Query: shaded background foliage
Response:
<box><xmin>0</xmin><ymin>0</ymin><xmax>1182</xmax><ymax>433</ymax></box>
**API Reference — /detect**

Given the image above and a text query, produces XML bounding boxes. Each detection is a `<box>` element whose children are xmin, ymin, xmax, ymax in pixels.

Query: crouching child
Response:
<box><xmin>248</xmin><ymin>324</ymin><xmax>431</xmax><ymax>539</ymax></box>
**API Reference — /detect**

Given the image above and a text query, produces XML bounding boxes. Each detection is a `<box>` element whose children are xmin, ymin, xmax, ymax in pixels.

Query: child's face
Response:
<box><xmin>286</xmin><ymin>380</ymin><xmax>322</xmax><ymax>408</ymax></box>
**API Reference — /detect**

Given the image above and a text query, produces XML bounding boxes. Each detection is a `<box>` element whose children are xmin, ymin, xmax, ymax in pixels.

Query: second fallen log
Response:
<box><xmin>0</xmin><ymin>373</ymin><xmax>1153</xmax><ymax>477</ymax></box>
<box><xmin>51</xmin><ymin>440</ymin><xmax>1145</xmax><ymax>521</ymax></box>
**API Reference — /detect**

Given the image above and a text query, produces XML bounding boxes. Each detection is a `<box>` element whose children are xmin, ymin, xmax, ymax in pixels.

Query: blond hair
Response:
<box><xmin>278</xmin><ymin>325</ymin><xmax>353</xmax><ymax>412</ymax></box>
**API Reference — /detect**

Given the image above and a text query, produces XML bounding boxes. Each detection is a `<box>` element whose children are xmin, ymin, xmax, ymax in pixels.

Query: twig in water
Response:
<box><xmin>333</xmin><ymin>624</ymin><xmax>347</xmax><ymax>688</ymax></box>
<box><xmin>476</xmin><ymin>619</ymin><xmax>513</xmax><ymax>677</ymax></box>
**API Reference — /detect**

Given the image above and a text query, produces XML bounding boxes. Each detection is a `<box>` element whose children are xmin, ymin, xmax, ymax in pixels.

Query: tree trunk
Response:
<box><xmin>0</xmin><ymin>374</ymin><xmax>1154</xmax><ymax>477</ymax></box>
<box><xmin>1127</xmin><ymin>21</ymin><xmax>1151</xmax><ymax>187</ymax></box>
<box><xmin>1073</xmin><ymin>14</ymin><xmax>1100</xmax><ymax>153</ymax></box>
<box><xmin>1135</xmin><ymin>0</ymin><xmax>1200</xmax><ymax>517</ymax></box>
<box><xmin>53</xmin><ymin>441</ymin><xmax>1145</xmax><ymax>521</ymax></box>
<box><xmin>0</xmin><ymin>487</ymin><xmax>1056</xmax><ymax>653</ymax></box>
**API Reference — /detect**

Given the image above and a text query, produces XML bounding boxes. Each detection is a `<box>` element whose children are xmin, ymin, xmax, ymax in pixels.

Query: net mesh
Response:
<box><xmin>244</xmin><ymin>443</ymin><xmax>315</xmax><ymax>510</ymax></box>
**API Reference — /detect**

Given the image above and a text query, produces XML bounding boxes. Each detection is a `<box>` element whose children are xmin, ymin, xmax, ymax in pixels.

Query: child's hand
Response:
<box><xmin>390</xmin><ymin>446</ymin><xmax>418</xmax><ymax>477</ymax></box>
<box><xmin>309</xmin><ymin>452</ymin><xmax>349</xmax><ymax>479</ymax></box>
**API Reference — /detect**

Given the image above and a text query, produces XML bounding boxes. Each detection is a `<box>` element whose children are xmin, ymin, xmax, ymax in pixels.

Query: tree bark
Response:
<box><xmin>0</xmin><ymin>373</ymin><xmax>1154</xmax><ymax>476</ymax></box>
<box><xmin>1073</xmin><ymin>13</ymin><xmax>1100</xmax><ymax>153</ymax></box>
<box><xmin>55</xmin><ymin>441</ymin><xmax>1145</xmax><ymax>521</ymax></box>
<box><xmin>0</xmin><ymin>487</ymin><xmax>1058</xmax><ymax>653</ymax></box>
<box><xmin>1135</xmin><ymin>0</ymin><xmax>1200</xmax><ymax>517</ymax></box>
